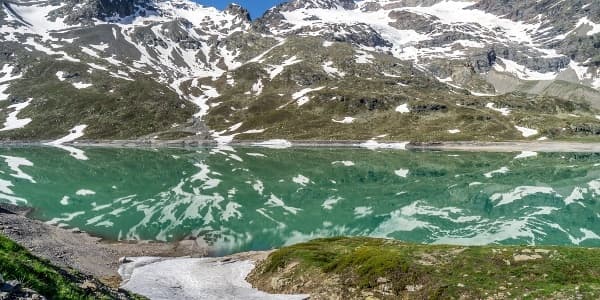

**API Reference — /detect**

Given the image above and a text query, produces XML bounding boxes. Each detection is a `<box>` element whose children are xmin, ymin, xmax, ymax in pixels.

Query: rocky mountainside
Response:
<box><xmin>0</xmin><ymin>0</ymin><xmax>599</xmax><ymax>142</ymax></box>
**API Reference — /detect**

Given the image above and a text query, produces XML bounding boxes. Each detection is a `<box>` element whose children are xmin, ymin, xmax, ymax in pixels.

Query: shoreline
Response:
<box><xmin>0</xmin><ymin>204</ymin><xmax>217</xmax><ymax>287</ymax></box>
<box><xmin>0</xmin><ymin>139</ymin><xmax>600</xmax><ymax>152</ymax></box>
<box><xmin>0</xmin><ymin>203</ymin><xmax>304</xmax><ymax>299</ymax></box>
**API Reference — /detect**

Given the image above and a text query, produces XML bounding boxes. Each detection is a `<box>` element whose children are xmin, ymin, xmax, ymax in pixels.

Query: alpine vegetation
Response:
<box><xmin>0</xmin><ymin>0</ymin><xmax>598</xmax><ymax>142</ymax></box>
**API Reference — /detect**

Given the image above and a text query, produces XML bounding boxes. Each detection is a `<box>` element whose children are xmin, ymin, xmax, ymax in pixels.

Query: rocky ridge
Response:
<box><xmin>0</xmin><ymin>0</ymin><xmax>598</xmax><ymax>143</ymax></box>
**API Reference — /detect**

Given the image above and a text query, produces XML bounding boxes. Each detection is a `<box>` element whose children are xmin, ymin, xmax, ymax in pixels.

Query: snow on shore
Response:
<box><xmin>359</xmin><ymin>140</ymin><xmax>409</xmax><ymax>150</ymax></box>
<box><xmin>119</xmin><ymin>257</ymin><xmax>308</xmax><ymax>300</ymax></box>
<box><xmin>47</xmin><ymin>125</ymin><xmax>87</xmax><ymax>145</ymax></box>
<box><xmin>253</xmin><ymin>139</ymin><xmax>292</xmax><ymax>149</ymax></box>
<box><xmin>45</xmin><ymin>125</ymin><xmax>88</xmax><ymax>160</ymax></box>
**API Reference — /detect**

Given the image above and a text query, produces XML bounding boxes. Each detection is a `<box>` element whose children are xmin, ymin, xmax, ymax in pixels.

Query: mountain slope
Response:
<box><xmin>0</xmin><ymin>0</ymin><xmax>599</xmax><ymax>142</ymax></box>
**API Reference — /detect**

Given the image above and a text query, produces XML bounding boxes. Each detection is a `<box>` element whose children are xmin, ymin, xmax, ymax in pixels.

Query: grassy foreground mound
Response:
<box><xmin>248</xmin><ymin>237</ymin><xmax>600</xmax><ymax>299</ymax></box>
<box><xmin>0</xmin><ymin>234</ymin><xmax>143</xmax><ymax>300</ymax></box>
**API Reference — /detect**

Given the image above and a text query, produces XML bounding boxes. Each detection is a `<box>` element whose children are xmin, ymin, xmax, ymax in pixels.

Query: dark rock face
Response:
<box><xmin>224</xmin><ymin>3</ymin><xmax>251</xmax><ymax>21</ymax></box>
<box><xmin>569</xmin><ymin>123</ymin><xmax>600</xmax><ymax>135</ymax></box>
<box><xmin>0</xmin><ymin>278</ymin><xmax>46</xmax><ymax>300</ymax></box>
<box><xmin>410</xmin><ymin>103</ymin><xmax>449</xmax><ymax>113</ymax></box>
<box><xmin>321</xmin><ymin>24</ymin><xmax>392</xmax><ymax>48</ymax></box>
<box><xmin>360</xmin><ymin>1</ymin><xmax>381</xmax><ymax>12</ymax></box>
<box><xmin>486</xmin><ymin>49</ymin><xmax>497</xmax><ymax>67</ymax></box>
<box><xmin>61</xmin><ymin>0</ymin><xmax>153</xmax><ymax>25</ymax></box>
<box><xmin>388</xmin><ymin>10</ymin><xmax>438</xmax><ymax>33</ymax></box>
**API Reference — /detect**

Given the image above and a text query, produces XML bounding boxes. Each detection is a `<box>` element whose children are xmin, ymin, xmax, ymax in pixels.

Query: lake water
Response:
<box><xmin>0</xmin><ymin>146</ymin><xmax>599</xmax><ymax>255</ymax></box>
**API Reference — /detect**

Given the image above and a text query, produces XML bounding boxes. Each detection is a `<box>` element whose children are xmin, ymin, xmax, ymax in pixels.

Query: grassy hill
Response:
<box><xmin>0</xmin><ymin>234</ymin><xmax>143</xmax><ymax>300</ymax></box>
<box><xmin>248</xmin><ymin>237</ymin><xmax>600</xmax><ymax>299</ymax></box>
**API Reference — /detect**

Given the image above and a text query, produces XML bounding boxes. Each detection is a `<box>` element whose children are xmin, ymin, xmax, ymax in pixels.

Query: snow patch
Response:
<box><xmin>359</xmin><ymin>140</ymin><xmax>409</xmax><ymax>150</ymax></box>
<box><xmin>267</xmin><ymin>56</ymin><xmax>302</xmax><ymax>80</ymax></box>
<box><xmin>486</xmin><ymin>103</ymin><xmax>510</xmax><ymax>116</ymax></box>
<box><xmin>515</xmin><ymin>126</ymin><xmax>539</xmax><ymax>138</ymax></box>
<box><xmin>332</xmin><ymin>117</ymin><xmax>355</xmax><ymax>124</ymax></box>
<box><xmin>395</xmin><ymin>103</ymin><xmax>410</xmax><ymax>113</ymax></box>
<box><xmin>47</xmin><ymin>125</ymin><xmax>87</xmax><ymax>145</ymax></box>
<box><xmin>119</xmin><ymin>257</ymin><xmax>307</xmax><ymax>300</ymax></box>
<box><xmin>72</xmin><ymin>82</ymin><xmax>92</xmax><ymax>89</ymax></box>
<box><xmin>253</xmin><ymin>140</ymin><xmax>292</xmax><ymax>149</ymax></box>
<box><xmin>251</xmin><ymin>79</ymin><xmax>263</xmax><ymax>95</ymax></box>
<box><xmin>0</xmin><ymin>99</ymin><xmax>33</xmax><ymax>131</ymax></box>
<box><xmin>322</xmin><ymin>61</ymin><xmax>345</xmax><ymax>77</ymax></box>
<box><xmin>292</xmin><ymin>87</ymin><xmax>325</xmax><ymax>106</ymax></box>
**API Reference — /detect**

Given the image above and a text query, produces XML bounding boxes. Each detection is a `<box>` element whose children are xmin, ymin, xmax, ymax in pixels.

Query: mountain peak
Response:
<box><xmin>224</xmin><ymin>3</ymin><xmax>251</xmax><ymax>21</ymax></box>
<box><xmin>60</xmin><ymin>0</ymin><xmax>154</xmax><ymax>25</ymax></box>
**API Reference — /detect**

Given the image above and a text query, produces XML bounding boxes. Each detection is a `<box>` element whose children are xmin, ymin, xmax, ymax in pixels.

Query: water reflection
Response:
<box><xmin>0</xmin><ymin>146</ymin><xmax>599</xmax><ymax>255</ymax></box>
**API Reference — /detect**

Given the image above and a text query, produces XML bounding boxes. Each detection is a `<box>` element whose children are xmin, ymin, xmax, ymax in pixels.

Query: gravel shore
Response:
<box><xmin>0</xmin><ymin>204</ymin><xmax>211</xmax><ymax>287</ymax></box>
<box><xmin>2</xmin><ymin>139</ymin><xmax>600</xmax><ymax>152</ymax></box>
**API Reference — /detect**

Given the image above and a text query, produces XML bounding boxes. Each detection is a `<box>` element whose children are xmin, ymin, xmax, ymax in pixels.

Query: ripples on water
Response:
<box><xmin>0</xmin><ymin>146</ymin><xmax>599</xmax><ymax>255</ymax></box>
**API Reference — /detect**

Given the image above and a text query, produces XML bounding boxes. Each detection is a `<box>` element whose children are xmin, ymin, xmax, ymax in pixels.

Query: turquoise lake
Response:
<box><xmin>0</xmin><ymin>146</ymin><xmax>599</xmax><ymax>255</ymax></box>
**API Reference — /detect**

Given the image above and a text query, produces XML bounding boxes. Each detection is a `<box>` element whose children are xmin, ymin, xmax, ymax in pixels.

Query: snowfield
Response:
<box><xmin>119</xmin><ymin>257</ymin><xmax>309</xmax><ymax>300</ymax></box>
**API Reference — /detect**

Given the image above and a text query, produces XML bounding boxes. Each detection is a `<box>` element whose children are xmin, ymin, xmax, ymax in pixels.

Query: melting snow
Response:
<box><xmin>72</xmin><ymin>82</ymin><xmax>92</xmax><ymax>89</ymax></box>
<box><xmin>45</xmin><ymin>125</ymin><xmax>89</xmax><ymax>160</ymax></box>
<box><xmin>267</xmin><ymin>56</ymin><xmax>302</xmax><ymax>79</ymax></box>
<box><xmin>56</xmin><ymin>71</ymin><xmax>66</xmax><ymax>81</ymax></box>
<box><xmin>292</xmin><ymin>87</ymin><xmax>325</xmax><ymax>106</ymax></box>
<box><xmin>48</xmin><ymin>125</ymin><xmax>87</xmax><ymax>145</ymax></box>
<box><xmin>253</xmin><ymin>140</ymin><xmax>292</xmax><ymax>149</ymax></box>
<box><xmin>495</xmin><ymin>58</ymin><xmax>561</xmax><ymax>81</ymax></box>
<box><xmin>119</xmin><ymin>257</ymin><xmax>308</xmax><ymax>300</ymax></box>
<box><xmin>0</xmin><ymin>64</ymin><xmax>22</xmax><ymax>83</ymax></box>
<box><xmin>332</xmin><ymin>117</ymin><xmax>355</xmax><ymax>124</ymax></box>
<box><xmin>515</xmin><ymin>126</ymin><xmax>539</xmax><ymax>138</ymax></box>
<box><xmin>251</xmin><ymin>79</ymin><xmax>263</xmax><ymax>95</ymax></box>
<box><xmin>570</xmin><ymin>17</ymin><xmax>600</xmax><ymax>37</ymax></box>
<box><xmin>0</xmin><ymin>99</ymin><xmax>33</xmax><ymax>131</ymax></box>
<box><xmin>395</xmin><ymin>104</ymin><xmax>410</xmax><ymax>113</ymax></box>
<box><xmin>355</xmin><ymin>50</ymin><xmax>374</xmax><ymax>64</ymax></box>
<box><xmin>486</xmin><ymin>103</ymin><xmax>510</xmax><ymax>116</ymax></box>
<box><xmin>360</xmin><ymin>140</ymin><xmax>409</xmax><ymax>150</ymax></box>
<box><xmin>322</xmin><ymin>61</ymin><xmax>345</xmax><ymax>77</ymax></box>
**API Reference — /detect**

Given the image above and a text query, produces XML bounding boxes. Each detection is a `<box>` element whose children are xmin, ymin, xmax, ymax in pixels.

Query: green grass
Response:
<box><xmin>0</xmin><ymin>59</ymin><xmax>194</xmax><ymax>141</ymax></box>
<box><xmin>202</xmin><ymin>37</ymin><xmax>600</xmax><ymax>143</ymax></box>
<box><xmin>249</xmin><ymin>237</ymin><xmax>600</xmax><ymax>299</ymax></box>
<box><xmin>0</xmin><ymin>234</ymin><xmax>143</xmax><ymax>299</ymax></box>
<box><xmin>2</xmin><ymin>36</ymin><xmax>600</xmax><ymax>142</ymax></box>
